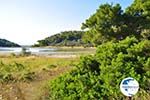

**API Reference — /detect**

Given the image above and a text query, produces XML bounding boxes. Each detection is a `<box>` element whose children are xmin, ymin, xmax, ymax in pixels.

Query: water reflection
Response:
<box><xmin>0</xmin><ymin>47</ymin><xmax>95</xmax><ymax>56</ymax></box>
<box><xmin>0</xmin><ymin>47</ymin><xmax>56</xmax><ymax>54</ymax></box>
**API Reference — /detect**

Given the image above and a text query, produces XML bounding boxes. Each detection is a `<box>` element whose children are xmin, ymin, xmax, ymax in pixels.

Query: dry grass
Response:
<box><xmin>0</xmin><ymin>55</ymin><xmax>79</xmax><ymax>71</ymax></box>
<box><xmin>0</xmin><ymin>55</ymin><xmax>79</xmax><ymax>100</ymax></box>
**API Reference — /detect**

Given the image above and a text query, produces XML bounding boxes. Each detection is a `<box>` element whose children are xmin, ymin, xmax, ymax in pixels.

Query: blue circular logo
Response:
<box><xmin>120</xmin><ymin>77</ymin><xmax>139</xmax><ymax>97</ymax></box>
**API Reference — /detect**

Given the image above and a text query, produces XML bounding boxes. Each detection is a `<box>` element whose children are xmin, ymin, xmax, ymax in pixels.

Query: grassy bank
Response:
<box><xmin>0</xmin><ymin>55</ymin><xmax>79</xmax><ymax>100</ymax></box>
<box><xmin>0</xmin><ymin>55</ymin><xmax>79</xmax><ymax>82</ymax></box>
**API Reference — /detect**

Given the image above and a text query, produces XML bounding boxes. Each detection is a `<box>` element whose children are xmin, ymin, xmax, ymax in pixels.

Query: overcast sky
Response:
<box><xmin>0</xmin><ymin>0</ymin><xmax>133</xmax><ymax>45</ymax></box>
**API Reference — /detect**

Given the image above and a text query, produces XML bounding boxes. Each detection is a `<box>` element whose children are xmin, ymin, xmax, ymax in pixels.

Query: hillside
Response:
<box><xmin>0</xmin><ymin>39</ymin><xmax>21</xmax><ymax>47</ymax></box>
<box><xmin>34</xmin><ymin>31</ymin><xmax>92</xmax><ymax>47</ymax></box>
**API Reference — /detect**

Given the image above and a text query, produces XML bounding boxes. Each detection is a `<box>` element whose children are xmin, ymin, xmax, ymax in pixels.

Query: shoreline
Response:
<box><xmin>0</xmin><ymin>52</ymin><xmax>81</xmax><ymax>58</ymax></box>
<box><xmin>0</xmin><ymin>47</ymin><xmax>96</xmax><ymax>58</ymax></box>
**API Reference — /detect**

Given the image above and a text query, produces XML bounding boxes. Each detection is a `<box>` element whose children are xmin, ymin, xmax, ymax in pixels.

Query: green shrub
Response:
<box><xmin>20</xmin><ymin>71</ymin><xmax>35</xmax><ymax>81</ymax></box>
<box><xmin>49</xmin><ymin>37</ymin><xmax>150</xmax><ymax>100</ymax></box>
<box><xmin>0</xmin><ymin>61</ymin><xmax>35</xmax><ymax>83</ymax></box>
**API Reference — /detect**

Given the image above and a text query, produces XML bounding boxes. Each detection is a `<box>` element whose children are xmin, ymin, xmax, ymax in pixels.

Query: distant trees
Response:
<box><xmin>0</xmin><ymin>39</ymin><xmax>20</xmax><ymax>47</ymax></box>
<box><xmin>81</xmin><ymin>0</ymin><xmax>150</xmax><ymax>46</ymax></box>
<box><xmin>35</xmin><ymin>0</ymin><xmax>150</xmax><ymax>47</ymax></box>
<box><xmin>34</xmin><ymin>31</ymin><xmax>92</xmax><ymax>47</ymax></box>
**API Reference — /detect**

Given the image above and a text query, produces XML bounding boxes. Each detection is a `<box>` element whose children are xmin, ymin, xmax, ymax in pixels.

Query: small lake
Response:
<box><xmin>0</xmin><ymin>47</ymin><xmax>95</xmax><ymax>56</ymax></box>
<box><xmin>0</xmin><ymin>47</ymin><xmax>54</xmax><ymax>56</ymax></box>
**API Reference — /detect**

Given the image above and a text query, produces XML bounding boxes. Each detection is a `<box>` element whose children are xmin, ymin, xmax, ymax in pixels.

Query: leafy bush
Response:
<box><xmin>0</xmin><ymin>61</ymin><xmax>35</xmax><ymax>83</ymax></box>
<box><xmin>49</xmin><ymin>37</ymin><xmax>150</xmax><ymax>100</ymax></box>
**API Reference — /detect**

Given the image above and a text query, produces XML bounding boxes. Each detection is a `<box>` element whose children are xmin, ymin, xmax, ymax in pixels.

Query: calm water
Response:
<box><xmin>0</xmin><ymin>47</ymin><xmax>95</xmax><ymax>56</ymax></box>
<box><xmin>0</xmin><ymin>47</ymin><xmax>57</xmax><ymax>55</ymax></box>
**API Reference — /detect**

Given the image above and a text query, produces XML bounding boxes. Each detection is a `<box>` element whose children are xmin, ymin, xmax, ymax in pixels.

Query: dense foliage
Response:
<box><xmin>34</xmin><ymin>31</ymin><xmax>92</xmax><ymax>47</ymax></box>
<box><xmin>49</xmin><ymin>37</ymin><xmax>150</xmax><ymax>99</ymax></box>
<box><xmin>48</xmin><ymin>1</ymin><xmax>150</xmax><ymax>99</ymax></box>
<box><xmin>0</xmin><ymin>61</ymin><xmax>35</xmax><ymax>83</ymax></box>
<box><xmin>82</xmin><ymin>0</ymin><xmax>150</xmax><ymax>46</ymax></box>
<box><xmin>0</xmin><ymin>39</ymin><xmax>20</xmax><ymax>47</ymax></box>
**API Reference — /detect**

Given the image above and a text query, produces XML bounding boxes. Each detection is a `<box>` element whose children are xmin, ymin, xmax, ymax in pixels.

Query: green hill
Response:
<box><xmin>0</xmin><ymin>39</ymin><xmax>21</xmax><ymax>47</ymax></box>
<box><xmin>34</xmin><ymin>31</ymin><xmax>92</xmax><ymax>47</ymax></box>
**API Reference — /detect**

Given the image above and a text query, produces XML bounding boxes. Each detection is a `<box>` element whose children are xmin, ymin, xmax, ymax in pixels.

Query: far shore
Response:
<box><xmin>32</xmin><ymin>46</ymin><xmax>96</xmax><ymax>49</ymax></box>
<box><xmin>0</xmin><ymin>46</ymin><xmax>95</xmax><ymax>58</ymax></box>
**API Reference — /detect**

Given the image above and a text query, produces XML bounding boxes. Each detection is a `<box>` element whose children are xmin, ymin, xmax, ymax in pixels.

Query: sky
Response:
<box><xmin>0</xmin><ymin>0</ymin><xmax>133</xmax><ymax>45</ymax></box>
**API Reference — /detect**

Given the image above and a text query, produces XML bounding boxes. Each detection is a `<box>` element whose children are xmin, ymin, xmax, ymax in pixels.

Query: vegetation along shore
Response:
<box><xmin>0</xmin><ymin>0</ymin><xmax>150</xmax><ymax>100</ymax></box>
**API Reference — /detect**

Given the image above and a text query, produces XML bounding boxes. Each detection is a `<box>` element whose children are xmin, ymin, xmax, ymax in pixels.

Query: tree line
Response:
<box><xmin>35</xmin><ymin>0</ymin><xmax>150</xmax><ymax>47</ymax></box>
<box><xmin>0</xmin><ymin>39</ymin><xmax>20</xmax><ymax>47</ymax></box>
<box><xmin>33</xmin><ymin>31</ymin><xmax>92</xmax><ymax>47</ymax></box>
